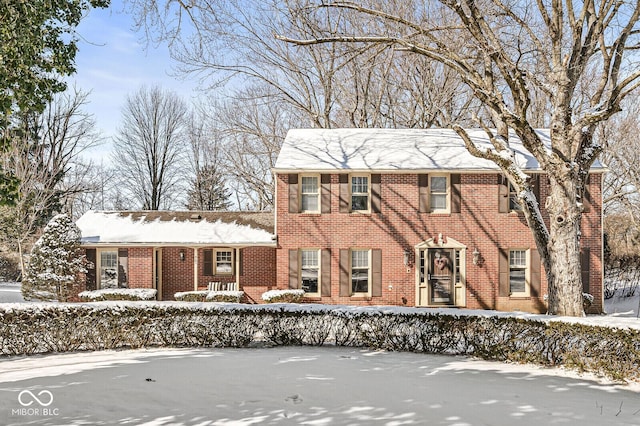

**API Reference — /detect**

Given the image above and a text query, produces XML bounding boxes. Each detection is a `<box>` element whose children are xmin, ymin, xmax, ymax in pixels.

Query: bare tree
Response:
<box><xmin>213</xmin><ymin>86</ymin><xmax>302</xmax><ymax>210</ymax></box>
<box><xmin>277</xmin><ymin>1</ymin><xmax>640</xmax><ymax>316</ymax></box>
<box><xmin>185</xmin><ymin>111</ymin><xmax>231</xmax><ymax>211</ymax></box>
<box><xmin>112</xmin><ymin>85</ymin><xmax>189</xmax><ymax>210</ymax></box>
<box><xmin>64</xmin><ymin>161</ymin><xmax>118</xmax><ymax>217</ymax></box>
<box><xmin>0</xmin><ymin>87</ymin><xmax>101</xmax><ymax>274</ymax></box>
<box><xmin>124</xmin><ymin>0</ymin><xmax>478</xmax><ymax>208</ymax></box>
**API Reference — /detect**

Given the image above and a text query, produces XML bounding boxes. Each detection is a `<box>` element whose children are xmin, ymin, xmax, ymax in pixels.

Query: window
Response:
<box><xmin>351</xmin><ymin>175</ymin><xmax>370</xmax><ymax>211</ymax></box>
<box><xmin>301</xmin><ymin>175</ymin><xmax>320</xmax><ymax>212</ymax></box>
<box><xmin>509</xmin><ymin>250</ymin><xmax>527</xmax><ymax>296</ymax></box>
<box><xmin>98</xmin><ymin>250</ymin><xmax>127</xmax><ymax>289</ymax></box>
<box><xmin>216</xmin><ymin>250</ymin><xmax>233</xmax><ymax>274</ymax></box>
<box><xmin>430</xmin><ymin>175</ymin><xmax>449</xmax><ymax>213</ymax></box>
<box><xmin>509</xmin><ymin>182</ymin><xmax>522</xmax><ymax>211</ymax></box>
<box><xmin>204</xmin><ymin>249</ymin><xmax>234</xmax><ymax>275</ymax></box>
<box><xmin>301</xmin><ymin>249</ymin><xmax>320</xmax><ymax>295</ymax></box>
<box><xmin>99</xmin><ymin>251</ymin><xmax>118</xmax><ymax>289</ymax></box>
<box><xmin>351</xmin><ymin>249</ymin><xmax>370</xmax><ymax>294</ymax></box>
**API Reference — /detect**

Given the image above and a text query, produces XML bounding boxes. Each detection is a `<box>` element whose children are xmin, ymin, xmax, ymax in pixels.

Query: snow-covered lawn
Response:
<box><xmin>1</xmin><ymin>281</ymin><xmax>640</xmax><ymax>424</ymax></box>
<box><xmin>0</xmin><ymin>346</ymin><xmax>638</xmax><ymax>425</ymax></box>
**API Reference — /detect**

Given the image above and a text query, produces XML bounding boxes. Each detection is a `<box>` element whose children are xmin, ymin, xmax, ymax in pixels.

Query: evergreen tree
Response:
<box><xmin>187</xmin><ymin>164</ymin><xmax>232</xmax><ymax>211</ymax></box>
<box><xmin>22</xmin><ymin>214</ymin><xmax>86</xmax><ymax>301</ymax></box>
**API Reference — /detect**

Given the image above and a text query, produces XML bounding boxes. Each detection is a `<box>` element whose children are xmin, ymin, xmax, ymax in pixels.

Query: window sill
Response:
<box><xmin>304</xmin><ymin>296</ymin><xmax>322</xmax><ymax>301</ymax></box>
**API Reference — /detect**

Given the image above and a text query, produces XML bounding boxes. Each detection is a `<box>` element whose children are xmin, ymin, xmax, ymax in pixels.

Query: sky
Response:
<box><xmin>68</xmin><ymin>0</ymin><xmax>202</xmax><ymax>159</ymax></box>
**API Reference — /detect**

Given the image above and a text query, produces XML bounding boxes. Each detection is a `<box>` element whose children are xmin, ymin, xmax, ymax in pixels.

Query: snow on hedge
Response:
<box><xmin>79</xmin><ymin>288</ymin><xmax>157</xmax><ymax>301</ymax></box>
<box><xmin>206</xmin><ymin>291</ymin><xmax>244</xmax><ymax>300</ymax></box>
<box><xmin>261</xmin><ymin>289</ymin><xmax>305</xmax><ymax>302</ymax></box>
<box><xmin>174</xmin><ymin>290</ymin><xmax>244</xmax><ymax>302</ymax></box>
<box><xmin>1</xmin><ymin>299</ymin><xmax>640</xmax><ymax>330</ymax></box>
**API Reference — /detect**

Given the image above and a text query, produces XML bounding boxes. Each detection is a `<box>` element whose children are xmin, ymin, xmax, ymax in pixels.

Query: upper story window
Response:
<box><xmin>509</xmin><ymin>249</ymin><xmax>528</xmax><ymax>296</ymax></box>
<box><xmin>301</xmin><ymin>175</ymin><xmax>320</xmax><ymax>213</ymax></box>
<box><xmin>351</xmin><ymin>175</ymin><xmax>370</xmax><ymax>211</ymax></box>
<box><xmin>430</xmin><ymin>175</ymin><xmax>449</xmax><ymax>213</ymax></box>
<box><xmin>509</xmin><ymin>182</ymin><xmax>522</xmax><ymax>211</ymax></box>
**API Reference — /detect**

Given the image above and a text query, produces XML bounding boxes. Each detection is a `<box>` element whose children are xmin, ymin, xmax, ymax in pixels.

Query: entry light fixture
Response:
<box><xmin>472</xmin><ymin>248</ymin><xmax>481</xmax><ymax>265</ymax></box>
<box><xmin>179</xmin><ymin>249</ymin><xmax>186</xmax><ymax>262</ymax></box>
<box><xmin>403</xmin><ymin>249</ymin><xmax>410</xmax><ymax>266</ymax></box>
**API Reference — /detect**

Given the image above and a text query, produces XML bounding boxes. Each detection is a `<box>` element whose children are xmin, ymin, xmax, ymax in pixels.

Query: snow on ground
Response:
<box><xmin>1</xmin><ymin>282</ymin><xmax>640</xmax><ymax>424</ymax></box>
<box><xmin>0</xmin><ymin>346</ymin><xmax>639</xmax><ymax>426</ymax></box>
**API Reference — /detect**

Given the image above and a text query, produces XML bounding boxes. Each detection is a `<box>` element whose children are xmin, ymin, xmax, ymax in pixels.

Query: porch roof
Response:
<box><xmin>76</xmin><ymin>211</ymin><xmax>275</xmax><ymax>246</ymax></box>
<box><xmin>274</xmin><ymin>128</ymin><xmax>606</xmax><ymax>172</ymax></box>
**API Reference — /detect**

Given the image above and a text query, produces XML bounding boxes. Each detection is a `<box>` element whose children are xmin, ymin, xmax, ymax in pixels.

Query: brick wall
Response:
<box><xmin>160</xmin><ymin>246</ymin><xmax>276</xmax><ymax>301</ymax></box>
<box><xmin>78</xmin><ymin>246</ymin><xmax>277</xmax><ymax>302</ymax></box>
<box><xmin>127</xmin><ymin>247</ymin><xmax>154</xmax><ymax>289</ymax></box>
<box><xmin>276</xmin><ymin>172</ymin><xmax>604</xmax><ymax>314</ymax></box>
<box><xmin>240</xmin><ymin>247</ymin><xmax>277</xmax><ymax>304</ymax></box>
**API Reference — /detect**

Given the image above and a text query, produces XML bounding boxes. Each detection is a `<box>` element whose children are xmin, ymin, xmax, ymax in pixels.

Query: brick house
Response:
<box><xmin>76</xmin><ymin>211</ymin><xmax>276</xmax><ymax>303</ymax></box>
<box><xmin>76</xmin><ymin>128</ymin><xmax>604</xmax><ymax>314</ymax></box>
<box><xmin>273</xmin><ymin>128</ymin><xmax>604</xmax><ymax>314</ymax></box>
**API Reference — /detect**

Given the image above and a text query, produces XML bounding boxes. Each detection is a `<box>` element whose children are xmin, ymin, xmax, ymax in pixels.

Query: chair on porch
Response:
<box><xmin>208</xmin><ymin>281</ymin><xmax>239</xmax><ymax>291</ymax></box>
<box><xmin>208</xmin><ymin>281</ymin><xmax>222</xmax><ymax>291</ymax></box>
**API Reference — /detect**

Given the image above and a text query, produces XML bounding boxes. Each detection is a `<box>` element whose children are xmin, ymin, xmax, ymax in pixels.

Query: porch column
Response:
<box><xmin>235</xmin><ymin>248</ymin><xmax>240</xmax><ymax>291</ymax></box>
<box><xmin>193</xmin><ymin>248</ymin><xmax>199</xmax><ymax>291</ymax></box>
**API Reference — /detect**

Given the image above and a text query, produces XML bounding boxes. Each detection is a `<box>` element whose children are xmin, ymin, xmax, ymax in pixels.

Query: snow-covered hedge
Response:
<box><xmin>261</xmin><ymin>289</ymin><xmax>305</xmax><ymax>303</ymax></box>
<box><xmin>79</xmin><ymin>289</ymin><xmax>157</xmax><ymax>301</ymax></box>
<box><xmin>174</xmin><ymin>291</ymin><xmax>244</xmax><ymax>303</ymax></box>
<box><xmin>1</xmin><ymin>303</ymin><xmax>639</xmax><ymax>382</ymax></box>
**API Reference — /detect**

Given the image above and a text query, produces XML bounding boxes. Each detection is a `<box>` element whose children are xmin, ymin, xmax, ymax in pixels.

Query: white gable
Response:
<box><xmin>274</xmin><ymin>128</ymin><xmax>602</xmax><ymax>172</ymax></box>
<box><xmin>76</xmin><ymin>211</ymin><xmax>275</xmax><ymax>246</ymax></box>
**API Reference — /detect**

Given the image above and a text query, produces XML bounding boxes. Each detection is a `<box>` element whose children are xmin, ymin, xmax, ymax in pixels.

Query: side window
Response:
<box><xmin>351</xmin><ymin>175</ymin><xmax>370</xmax><ymax>211</ymax></box>
<box><xmin>300</xmin><ymin>249</ymin><xmax>320</xmax><ymax>296</ymax></box>
<box><xmin>301</xmin><ymin>175</ymin><xmax>320</xmax><ymax>213</ymax></box>
<box><xmin>509</xmin><ymin>249</ymin><xmax>528</xmax><ymax>296</ymax></box>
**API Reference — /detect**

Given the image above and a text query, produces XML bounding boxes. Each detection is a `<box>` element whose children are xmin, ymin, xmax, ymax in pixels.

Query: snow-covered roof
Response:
<box><xmin>76</xmin><ymin>211</ymin><xmax>275</xmax><ymax>246</ymax></box>
<box><xmin>274</xmin><ymin>128</ymin><xmax>605</xmax><ymax>172</ymax></box>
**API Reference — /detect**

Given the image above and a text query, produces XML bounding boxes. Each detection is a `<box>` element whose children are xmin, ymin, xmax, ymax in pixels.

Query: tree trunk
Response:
<box><xmin>17</xmin><ymin>239</ymin><xmax>26</xmax><ymax>281</ymax></box>
<box><xmin>545</xmin><ymin>175</ymin><xmax>585</xmax><ymax>316</ymax></box>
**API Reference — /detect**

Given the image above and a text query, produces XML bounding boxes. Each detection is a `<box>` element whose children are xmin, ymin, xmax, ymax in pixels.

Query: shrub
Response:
<box><xmin>174</xmin><ymin>290</ymin><xmax>244</xmax><ymax>303</ymax></box>
<box><xmin>79</xmin><ymin>289</ymin><xmax>157</xmax><ymax>301</ymax></box>
<box><xmin>206</xmin><ymin>291</ymin><xmax>244</xmax><ymax>303</ymax></box>
<box><xmin>174</xmin><ymin>291</ymin><xmax>209</xmax><ymax>302</ymax></box>
<box><xmin>22</xmin><ymin>214</ymin><xmax>87</xmax><ymax>302</ymax></box>
<box><xmin>0</xmin><ymin>303</ymin><xmax>638</xmax><ymax>382</ymax></box>
<box><xmin>261</xmin><ymin>289</ymin><xmax>305</xmax><ymax>303</ymax></box>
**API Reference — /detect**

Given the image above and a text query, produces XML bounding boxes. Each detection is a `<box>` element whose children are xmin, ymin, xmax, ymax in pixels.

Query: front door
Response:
<box><xmin>417</xmin><ymin>248</ymin><xmax>455</xmax><ymax>306</ymax></box>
